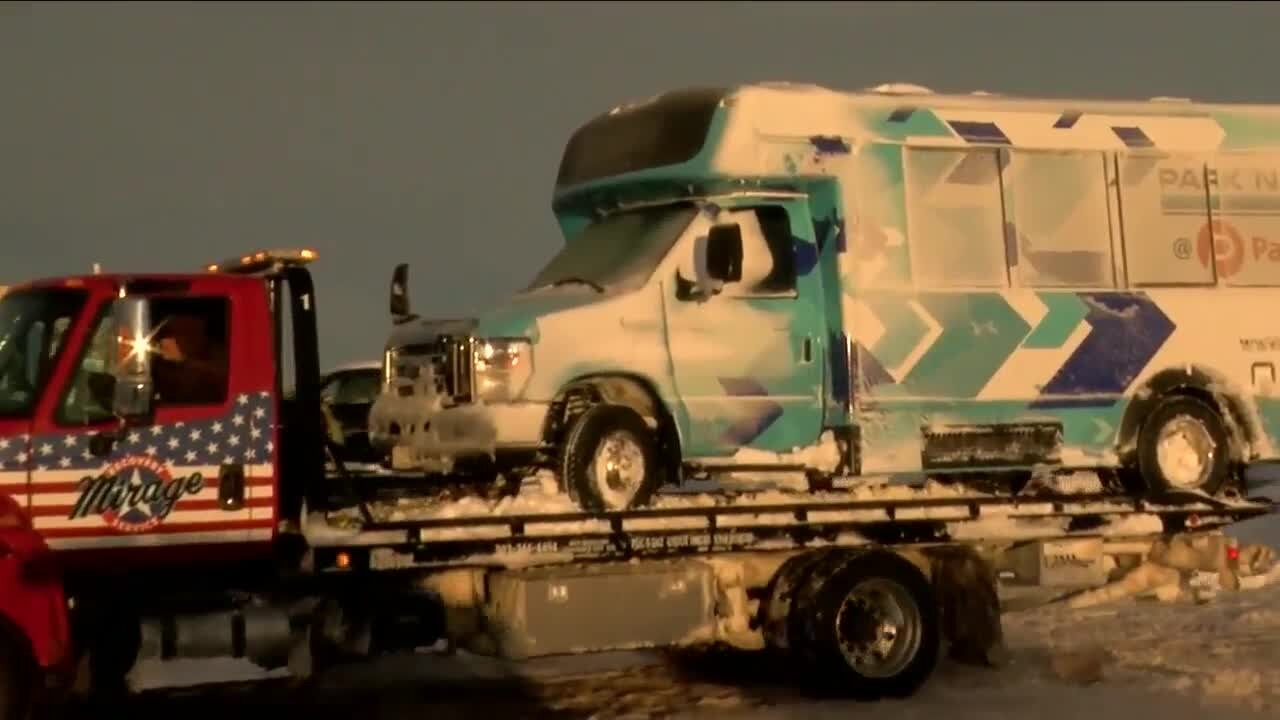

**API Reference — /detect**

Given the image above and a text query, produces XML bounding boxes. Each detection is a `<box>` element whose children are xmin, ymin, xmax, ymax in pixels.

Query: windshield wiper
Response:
<box><xmin>547</xmin><ymin>277</ymin><xmax>605</xmax><ymax>293</ymax></box>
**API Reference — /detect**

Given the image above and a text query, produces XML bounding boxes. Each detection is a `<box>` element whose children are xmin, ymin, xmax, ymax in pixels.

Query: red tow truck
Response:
<box><xmin>0</xmin><ymin>250</ymin><xmax>1271</xmax><ymax>718</ymax></box>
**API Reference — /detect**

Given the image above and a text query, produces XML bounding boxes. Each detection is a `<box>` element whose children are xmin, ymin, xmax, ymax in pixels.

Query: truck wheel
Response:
<box><xmin>794</xmin><ymin>551</ymin><xmax>940</xmax><ymax>700</ymax></box>
<box><xmin>561</xmin><ymin>403</ymin><xmax>663</xmax><ymax>512</ymax></box>
<box><xmin>1136</xmin><ymin>395</ymin><xmax>1232</xmax><ymax>496</ymax></box>
<box><xmin>0</xmin><ymin>633</ymin><xmax>34</xmax><ymax>720</ymax></box>
<box><xmin>761</xmin><ymin>549</ymin><xmax>844</xmax><ymax>653</ymax></box>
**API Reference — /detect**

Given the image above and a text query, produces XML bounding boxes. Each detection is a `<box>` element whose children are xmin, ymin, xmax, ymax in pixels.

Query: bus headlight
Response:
<box><xmin>474</xmin><ymin>338</ymin><xmax>533</xmax><ymax>403</ymax></box>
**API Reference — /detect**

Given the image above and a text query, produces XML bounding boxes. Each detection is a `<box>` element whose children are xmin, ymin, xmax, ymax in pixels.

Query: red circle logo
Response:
<box><xmin>1196</xmin><ymin>220</ymin><xmax>1245</xmax><ymax>278</ymax></box>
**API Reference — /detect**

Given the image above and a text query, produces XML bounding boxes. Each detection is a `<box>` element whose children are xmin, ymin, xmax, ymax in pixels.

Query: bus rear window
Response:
<box><xmin>555</xmin><ymin>88</ymin><xmax>726</xmax><ymax>190</ymax></box>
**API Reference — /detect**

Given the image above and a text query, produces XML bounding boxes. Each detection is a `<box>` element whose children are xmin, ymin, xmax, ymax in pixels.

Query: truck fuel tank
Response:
<box><xmin>483</xmin><ymin>560</ymin><xmax>717</xmax><ymax>660</ymax></box>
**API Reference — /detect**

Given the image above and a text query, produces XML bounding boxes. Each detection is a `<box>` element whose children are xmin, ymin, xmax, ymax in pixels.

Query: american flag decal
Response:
<box><xmin>0</xmin><ymin>391</ymin><xmax>278</xmax><ymax>550</ymax></box>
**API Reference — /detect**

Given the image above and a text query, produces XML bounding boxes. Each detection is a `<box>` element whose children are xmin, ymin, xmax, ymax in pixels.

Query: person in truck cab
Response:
<box><xmin>151</xmin><ymin>312</ymin><xmax>228</xmax><ymax>405</ymax></box>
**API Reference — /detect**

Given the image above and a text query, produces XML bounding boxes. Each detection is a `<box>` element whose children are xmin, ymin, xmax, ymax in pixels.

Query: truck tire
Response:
<box><xmin>0</xmin><ymin>633</ymin><xmax>34</xmax><ymax>720</ymax></box>
<box><xmin>792</xmin><ymin>550</ymin><xmax>940</xmax><ymax>700</ymax></box>
<box><xmin>1136</xmin><ymin>395</ymin><xmax>1231</xmax><ymax>496</ymax></box>
<box><xmin>760</xmin><ymin>548</ymin><xmax>844</xmax><ymax>653</ymax></box>
<box><xmin>560</xmin><ymin>403</ymin><xmax>663</xmax><ymax>512</ymax></box>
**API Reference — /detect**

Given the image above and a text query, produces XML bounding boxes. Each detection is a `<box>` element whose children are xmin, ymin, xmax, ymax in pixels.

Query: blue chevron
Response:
<box><xmin>721</xmin><ymin>405</ymin><xmax>785</xmax><ymax>446</ymax></box>
<box><xmin>1030</xmin><ymin>292</ymin><xmax>1175</xmax><ymax>408</ymax></box>
<box><xmin>809</xmin><ymin>135</ymin><xmax>851</xmax><ymax>155</ymax></box>
<box><xmin>719</xmin><ymin>377</ymin><xmax>770</xmax><ymax>397</ymax></box>
<box><xmin>717</xmin><ymin>377</ymin><xmax>784</xmax><ymax>445</ymax></box>
<box><xmin>853</xmin><ymin>342</ymin><xmax>896</xmax><ymax>388</ymax></box>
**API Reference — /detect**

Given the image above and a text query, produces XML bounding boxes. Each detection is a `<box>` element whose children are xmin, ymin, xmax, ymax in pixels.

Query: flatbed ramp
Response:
<box><xmin>304</xmin><ymin>474</ymin><xmax>1276</xmax><ymax>571</ymax></box>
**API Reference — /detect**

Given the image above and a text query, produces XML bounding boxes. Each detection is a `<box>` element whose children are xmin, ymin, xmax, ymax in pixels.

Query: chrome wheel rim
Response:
<box><xmin>1155</xmin><ymin>414</ymin><xmax>1216</xmax><ymax>489</ymax></box>
<box><xmin>589</xmin><ymin>430</ymin><xmax>647</xmax><ymax>509</ymax></box>
<box><xmin>834</xmin><ymin>578</ymin><xmax>923</xmax><ymax>679</ymax></box>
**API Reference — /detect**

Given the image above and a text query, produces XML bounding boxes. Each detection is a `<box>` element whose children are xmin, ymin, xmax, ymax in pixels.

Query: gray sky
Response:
<box><xmin>3</xmin><ymin>1</ymin><xmax>1278</xmax><ymax>367</ymax></box>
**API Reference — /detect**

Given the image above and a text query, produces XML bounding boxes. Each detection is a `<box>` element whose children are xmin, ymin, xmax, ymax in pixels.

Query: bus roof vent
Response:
<box><xmin>866</xmin><ymin>82</ymin><xmax>935</xmax><ymax>95</ymax></box>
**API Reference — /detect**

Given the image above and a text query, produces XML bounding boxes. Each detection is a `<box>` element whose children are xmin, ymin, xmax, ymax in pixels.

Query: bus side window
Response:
<box><xmin>1211</xmin><ymin>153</ymin><xmax>1280</xmax><ymax>287</ymax></box>
<box><xmin>905</xmin><ymin>148</ymin><xmax>1007</xmax><ymax>288</ymax></box>
<box><xmin>1002</xmin><ymin>150</ymin><xmax>1115</xmax><ymax>288</ymax></box>
<box><xmin>720</xmin><ymin>205</ymin><xmax>798</xmax><ymax>298</ymax></box>
<box><xmin>1119</xmin><ymin>154</ymin><xmax>1215</xmax><ymax>286</ymax></box>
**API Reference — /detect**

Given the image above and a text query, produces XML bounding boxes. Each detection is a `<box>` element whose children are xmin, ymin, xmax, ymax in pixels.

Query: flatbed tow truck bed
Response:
<box><xmin>260</xmin><ymin>466</ymin><xmax>1276</xmax><ymax>700</ymax></box>
<box><xmin>303</xmin><ymin>469</ymin><xmax>1277</xmax><ymax>572</ymax></box>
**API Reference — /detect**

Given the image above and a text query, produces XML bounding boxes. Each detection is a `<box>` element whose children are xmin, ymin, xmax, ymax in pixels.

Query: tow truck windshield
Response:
<box><xmin>0</xmin><ymin>288</ymin><xmax>87</xmax><ymax>418</ymax></box>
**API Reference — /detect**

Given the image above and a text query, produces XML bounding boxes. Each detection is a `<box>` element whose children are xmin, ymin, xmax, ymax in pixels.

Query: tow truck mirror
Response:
<box><xmin>390</xmin><ymin>263</ymin><xmax>416</xmax><ymax>323</ymax></box>
<box><xmin>706</xmin><ymin>224</ymin><xmax>743</xmax><ymax>284</ymax></box>
<box><xmin>111</xmin><ymin>296</ymin><xmax>155</xmax><ymax>424</ymax></box>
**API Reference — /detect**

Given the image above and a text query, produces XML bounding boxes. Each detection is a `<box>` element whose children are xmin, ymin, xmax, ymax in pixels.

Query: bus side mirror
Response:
<box><xmin>390</xmin><ymin>263</ymin><xmax>417</xmax><ymax>324</ymax></box>
<box><xmin>111</xmin><ymin>296</ymin><xmax>155</xmax><ymax>425</ymax></box>
<box><xmin>706</xmin><ymin>224</ymin><xmax>743</xmax><ymax>284</ymax></box>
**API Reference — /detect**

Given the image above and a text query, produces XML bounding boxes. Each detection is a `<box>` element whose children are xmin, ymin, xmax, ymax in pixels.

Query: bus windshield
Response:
<box><xmin>0</xmin><ymin>288</ymin><xmax>87</xmax><ymax>418</ymax></box>
<box><xmin>524</xmin><ymin>203</ymin><xmax>698</xmax><ymax>295</ymax></box>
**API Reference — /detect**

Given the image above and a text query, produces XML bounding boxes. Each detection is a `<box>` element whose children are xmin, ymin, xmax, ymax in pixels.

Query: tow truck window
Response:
<box><xmin>58</xmin><ymin>296</ymin><xmax>232</xmax><ymax>426</ymax></box>
<box><xmin>149</xmin><ymin>297</ymin><xmax>231</xmax><ymax>406</ymax></box>
<box><xmin>57</xmin><ymin>305</ymin><xmax>116</xmax><ymax>425</ymax></box>
<box><xmin>0</xmin><ymin>288</ymin><xmax>87</xmax><ymax>419</ymax></box>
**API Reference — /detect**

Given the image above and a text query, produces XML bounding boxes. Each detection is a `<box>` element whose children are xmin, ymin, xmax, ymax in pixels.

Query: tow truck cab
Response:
<box><xmin>0</xmin><ymin>250</ymin><xmax>328</xmax><ymax>688</ymax></box>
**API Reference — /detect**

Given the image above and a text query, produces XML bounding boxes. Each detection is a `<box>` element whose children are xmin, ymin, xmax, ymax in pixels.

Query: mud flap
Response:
<box><xmin>925</xmin><ymin>546</ymin><xmax>1010</xmax><ymax>668</ymax></box>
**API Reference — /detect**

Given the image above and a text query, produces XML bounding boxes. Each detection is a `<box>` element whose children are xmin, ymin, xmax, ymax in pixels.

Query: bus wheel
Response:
<box><xmin>1136</xmin><ymin>395</ymin><xmax>1232</xmax><ymax>496</ymax></box>
<box><xmin>560</xmin><ymin>403</ymin><xmax>663</xmax><ymax>512</ymax></box>
<box><xmin>0</xmin><ymin>632</ymin><xmax>34</xmax><ymax>720</ymax></box>
<box><xmin>794</xmin><ymin>551</ymin><xmax>941</xmax><ymax>700</ymax></box>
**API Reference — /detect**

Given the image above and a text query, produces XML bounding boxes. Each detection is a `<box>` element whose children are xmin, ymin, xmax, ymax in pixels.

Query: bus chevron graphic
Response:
<box><xmin>853</xmin><ymin>291</ymin><xmax>1175</xmax><ymax>402</ymax></box>
<box><xmin>1022</xmin><ymin>292</ymin><xmax>1090</xmax><ymax>349</ymax></box>
<box><xmin>900</xmin><ymin>293</ymin><xmax>1030</xmax><ymax>398</ymax></box>
<box><xmin>717</xmin><ymin>377</ymin><xmax>785</xmax><ymax>445</ymax></box>
<box><xmin>863</xmin><ymin>297</ymin><xmax>930</xmax><ymax>371</ymax></box>
<box><xmin>1030</xmin><ymin>292</ymin><xmax>1175</xmax><ymax>408</ymax></box>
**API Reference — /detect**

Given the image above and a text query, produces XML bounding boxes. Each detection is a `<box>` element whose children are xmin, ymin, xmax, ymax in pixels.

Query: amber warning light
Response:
<box><xmin>205</xmin><ymin>248</ymin><xmax>318</xmax><ymax>275</ymax></box>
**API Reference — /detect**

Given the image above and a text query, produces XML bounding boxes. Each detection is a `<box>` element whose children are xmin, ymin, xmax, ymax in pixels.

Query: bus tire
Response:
<box><xmin>794</xmin><ymin>550</ymin><xmax>941</xmax><ymax>700</ymax></box>
<box><xmin>1136</xmin><ymin>395</ymin><xmax>1232</xmax><ymax>496</ymax></box>
<box><xmin>0</xmin><ymin>631</ymin><xmax>34</xmax><ymax>720</ymax></box>
<box><xmin>560</xmin><ymin>403</ymin><xmax>663</xmax><ymax>512</ymax></box>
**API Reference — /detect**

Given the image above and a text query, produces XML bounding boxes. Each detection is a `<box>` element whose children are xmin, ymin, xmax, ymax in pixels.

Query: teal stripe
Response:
<box><xmin>865</xmin><ymin>297</ymin><xmax>928</xmax><ymax>370</ymax></box>
<box><xmin>1162</xmin><ymin>194</ymin><xmax>1280</xmax><ymax>214</ymax></box>
<box><xmin>1022</xmin><ymin>293</ymin><xmax>1088</xmax><ymax>350</ymax></box>
<box><xmin>903</xmin><ymin>293</ymin><xmax>1031</xmax><ymax>398</ymax></box>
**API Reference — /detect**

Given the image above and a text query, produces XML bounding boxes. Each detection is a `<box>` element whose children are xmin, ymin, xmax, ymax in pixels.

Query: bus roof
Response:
<box><xmin>553</xmin><ymin>82</ymin><xmax>1280</xmax><ymax>200</ymax></box>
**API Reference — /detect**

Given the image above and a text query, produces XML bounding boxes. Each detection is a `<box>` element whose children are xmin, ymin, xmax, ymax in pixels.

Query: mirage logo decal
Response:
<box><xmin>69</xmin><ymin>455</ymin><xmax>206</xmax><ymax>533</ymax></box>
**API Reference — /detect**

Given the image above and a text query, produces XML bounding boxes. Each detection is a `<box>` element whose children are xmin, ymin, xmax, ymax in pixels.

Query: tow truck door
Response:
<box><xmin>27</xmin><ymin>279</ymin><xmax>277</xmax><ymax>553</ymax></box>
<box><xmin>0</xmin><ymin>418</ymin><xmax>30</xmax><ymax>515</ymax></box>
